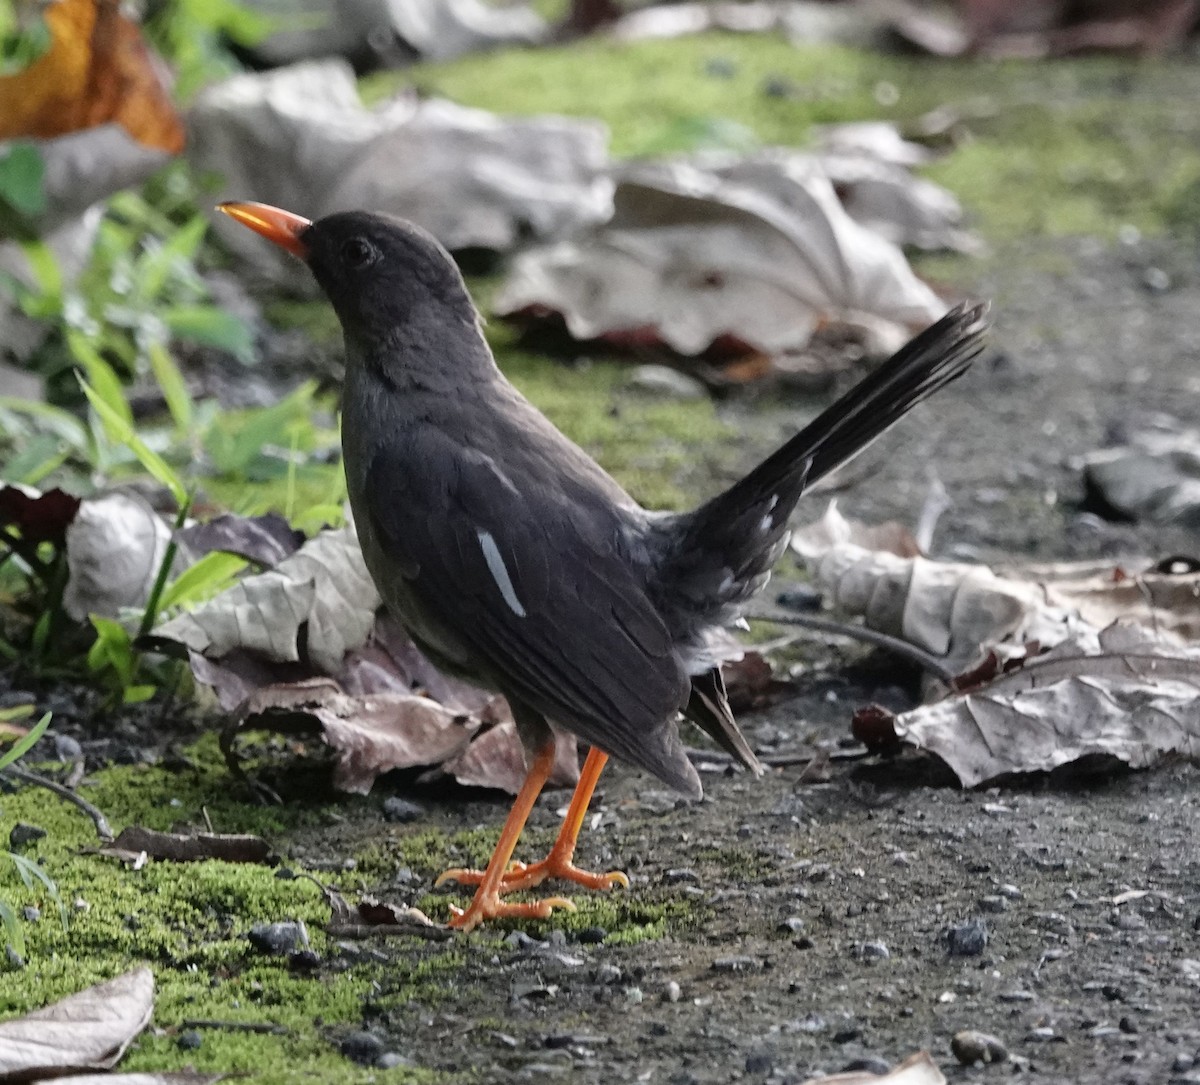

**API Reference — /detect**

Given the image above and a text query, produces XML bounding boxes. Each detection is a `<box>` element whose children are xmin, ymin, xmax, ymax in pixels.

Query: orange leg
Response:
<box><xmin>438</xmin><ymin>747</ymin><xmax>629</xmax><ymax>897</ymax></box>
<box><xmin>436</xmin><ymin>741</ymin><xmax>574</xmax><ymax>931</ymax></box>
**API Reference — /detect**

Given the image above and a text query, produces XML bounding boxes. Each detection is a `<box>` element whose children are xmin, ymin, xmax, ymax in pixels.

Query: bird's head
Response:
<box><xmin>218</xmin><ymin>202</ymin><xmax>480</xmax><ymax>365</ymax></box>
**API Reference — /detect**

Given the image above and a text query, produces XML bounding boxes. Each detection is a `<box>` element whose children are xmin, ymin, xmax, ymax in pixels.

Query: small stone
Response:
<box><xmin>53</xmin><ymin>734</ymin><xmax>83</xmax><ymax>760</ymax></box>
<box><xmin>711</xmin><ymin>955</ymin><xmax>761</xmax><ymax>973</ymax></box>
<box><xmin>177</xmin><ymin>1030</ymin><xmax>203</xmax><ymax>1051</ymax></box>
<box><xmin>377</xmin><ymin>1052</ymin><xmax>410</xmax><ymax>1069</ymax></box>
<box><xmin>1119</xmin><ymin>1016</ymin><xmax>1138</xmax><ymax>1034</ymax></box>
<box><xmin>626</xmin><ymin>365</ymin><xmax>707</xmax><ymax>400</ymax></box>
<box><xmin>1172</xmin><ymin>1053</ymin><xmax>1195</xmax><ymax>1073</ymax></box>
<box><xmin>576</xmin><ymin>926</ymin><xmax>606</xmax><ymax>945</ymax></box>
<box><xmin>704</xmin><ymin>56</ymin><xmax>738</xmax><ymax>79</ymax></box>
<box><xmin>506</xmin><ymin>930</ymin><xmax>543</xmax><ymax>951</ymax></box>
<box><xmin>775</xmin><ymin>585</ymin><xmax>822</xmax><ymax>612</ymax></box>
<box><xmin>595</xmin><ymin>963</ymin><xmax>622</xmax><ymax>985</ymax></box>
<box><xmin>744</xmin><ymin>1051</ymin><xmax>773</xmax><ymax>1073</ymax></box>
<box><xmin>1142</xmin><ymin>266</ymin><xmax>1171</xmax><ymax>293</ymax></box>
<box><xmin>778</xmin><ymin>916</ymin><xmax>805</xmax><ymax>935</ymax></box>
<box><xmin>21</xmin><ymin>906</ymin><xmax>39</xmax><ymax>922</ymax></box>
<box><xmin>945</xmin><ymin>918</ymin><xmax>988</xmax><ymax>957</ymax></box>
<box><xmin>952</xmin><ymin>1029</ymin><xmax>1008</xmax><ymax>1065</ymax></box>
<box><xmin>382</xmin><ymin>796</ymin><xmax>425</xmax><ymax>823</ymax></box>
<box><xmin>844</xmin><ymin>1057</ymin><xmax>889</xmax><ymax>1075</ymax></box>
<box><xmin>761</xmin><ymin>75</ymin><xmax>798</xmax><ymax>99</ymax></box>
<box><xmin>664</xmin><ymin>868</ymin><xmax>700</xmax><ymax>884</ymax></box>
<box><xmin>1114</xmin><ymin>911</ymin><xmax>1147</xmax><ymax>931</ymax></box>
<box><xmin>9</xmin><ymin>823</ymin><xmax>46</xmax><ymax>849</ymax></box>
<box><xmin>736</xmin><ymin>824</ymin><xmax>754</xmax><ymax>839</ymax></box>
<box><xmin>832</xmin><ymin>1027</ymin><xmax>862</xmax><ymax>1044</ymax></box>
<box><xmin>855</xmin><ymin>940</ymin><xmax>889</xmax><ymax>960</ymax></box>
<box><xmin>664</xmin><ymin>980</ymin><xmax>682</xmax><ymax>1003</ymax></box>
<box><xmin>998</xmin><ymin>883</ymin><xmax>1022</xmax><ymax>899</ymax></box>
<box><xmin>248</xmin><ymin>921</ymin><xmax>304</xmax><ymax>956</ymax></box>
<box><xmin>340</xmin><ymin>1030</ymin><xmax>385</xmax><ymax>1065</ymax></box>
<box><xmin>289</xmin><ymin>949</ymin><xmax>321</xmax><ymax>972</ymax></box>
<box><xmin>1025</xmin><ymin>1027</ymin><xmax>1057</xmax><ymax>1042</ymax></box>
<box><xmin>978</xmin><ymin>895</ymin><xmax>1009</xmax><ymax>914</ymax></box>
<box><xmin>624</xmin><ymin>986</ymin><xmax>644</xmax><ymax>1005</ymax></box>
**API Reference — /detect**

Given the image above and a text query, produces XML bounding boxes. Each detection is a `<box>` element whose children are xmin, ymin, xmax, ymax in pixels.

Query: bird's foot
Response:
<box><xmin>446</xmin><ymin>888</ymin><xmax>577</xmax><ymax>933</ymax></box>
<box><xmin>437</xmin><ymin>852</ymin><xmax>629</xmax><ymax>895</ymax></box>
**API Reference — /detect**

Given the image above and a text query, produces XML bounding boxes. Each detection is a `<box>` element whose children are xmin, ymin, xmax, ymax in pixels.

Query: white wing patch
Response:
<box><xmin>477</xmin><ymin>529</ymin><xmax>527</xmax><ymax>618</ymax></box>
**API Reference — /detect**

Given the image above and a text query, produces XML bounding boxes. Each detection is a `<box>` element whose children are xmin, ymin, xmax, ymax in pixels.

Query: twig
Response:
<box><xmin>744</xmin><ymin>610</ymin><xmax>956</xmax><ymax>683</ymax></box>
<box><xmin>181</xmin><ymin>1019</ymin><xmax>288</xmax><ymax>1035</ymax></box>
<box><xmin>0</xmin><ymin>766</ymin><xmax>115</xmax><ymax>842</ymax></box>
<box><xmin>685</xmin><ymin>745</ymin><xmax>869</xmax><ymax>769</ymax></box>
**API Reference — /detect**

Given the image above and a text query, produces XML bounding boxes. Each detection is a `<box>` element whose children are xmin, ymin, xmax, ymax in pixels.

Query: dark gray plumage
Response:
<box><xmin>293</xmin><ymin>209</ymin><xmax>988</xmax><ymax>799</ymax></box>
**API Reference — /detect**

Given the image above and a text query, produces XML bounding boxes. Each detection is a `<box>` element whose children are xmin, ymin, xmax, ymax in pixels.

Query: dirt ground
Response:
<box><xmin>270</xmin><ymin>233</ymin><xmax>1200</xmax><ymax>1084</ymax></box>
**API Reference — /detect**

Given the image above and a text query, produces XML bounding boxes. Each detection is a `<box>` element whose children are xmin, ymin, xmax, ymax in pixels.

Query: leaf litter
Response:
<box><xmin>793</xmin><ymin>503</ymin><xmax>1200</xmax><ymax>785</ymax></box>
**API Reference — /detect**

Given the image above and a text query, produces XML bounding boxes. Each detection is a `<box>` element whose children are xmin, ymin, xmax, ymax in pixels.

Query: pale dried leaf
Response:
<box><xmin>1082</xmin><ymin>423</ymin><xmax>1200</xmax><ymax>527</ymax></box>
<box><xmin>0</xmin><ymin>966</ymin><xmax>154</xmax><ymax>1078</ymax></box>
<box><xmin>889</xmin><ymin>624</ymin><xmax>1200</xmax><ymax>787</ymax></box>
<box><xmin>800</xmin><ymin>1050</ymin><xmax>945</xmax><ymax>1084</ymax></box>
<box><xmin>156</xmin><ymin>524</ymin><xmax>379</xmax><ymax>674</ymax></box>
<box><xmin>64</xmin><ymin>491</ymin><xmax>174</xmax><ymax>622</ymax></box>
<box><xmin>193</xmin><ymin>60</ymin><xmax>610</xmax><ymax>287</ymax></box>
<box><xmin>792</xmin><ymin>504</ymin><xmax>1199</xmax><ymax>673</ymax></box>
<box><xmin>54</xmin><ymin>1075</ymin><xmax>222</xmax><ymax>1084</ymax></box>
<box><xmin>495</xmin><ymin>156</ymin><xmax>945</xmax><ymax>358</ymax></box>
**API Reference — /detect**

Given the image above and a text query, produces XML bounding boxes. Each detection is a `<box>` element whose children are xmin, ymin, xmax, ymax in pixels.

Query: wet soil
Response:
<box><xmin>294</xmin><ymin>234</ymin><xmax>1200</xmax><ymax>1083</ymax></box>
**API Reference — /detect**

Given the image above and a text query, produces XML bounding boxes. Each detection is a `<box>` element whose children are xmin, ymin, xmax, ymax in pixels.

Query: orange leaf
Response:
<box><xmin>0</xmin><ymin>0</ymin><xmax>184</xmax><ymax>153</ymax></box>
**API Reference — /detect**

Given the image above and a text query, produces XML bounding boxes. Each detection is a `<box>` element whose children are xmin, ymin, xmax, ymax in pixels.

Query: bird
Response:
<box><xmin>218</xmin><ymin>200</ymin><xmax>988</xmax><ymax>931</ymax></box>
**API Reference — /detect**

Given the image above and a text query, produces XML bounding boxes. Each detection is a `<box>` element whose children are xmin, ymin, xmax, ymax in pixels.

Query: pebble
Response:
<box><xmin>978</xmin><ymin>895</ymin><xmax>1009</xmax><ymax>914</ymax></box>
<box><xmin>340</xmin><ymin>1030</ymin><xmax>385</xmax><ymax>1065</ymax></box>
<box><xmin>21</xmin><ymin>906</ymin><xmax>39</xmax><ymax>922</ymax></box>
<box><xmin>381</xmin><ymin>796</ymin><xmax>425</xmax><ymax>823</ymax></box>
<box><xmin>951</xmin><ymin>1029</ymin><xmax>1008</xmax><ymax>1065</ymax></box>
<box><xmin>704</xmin><ymin>56</ymin><xmax>738</xmax><ymax>79</ymax></box>
<box><xmin>1114</xmin><ymin>911</ymin><xmax>1147</xmax><ymax>931</ymax></box>
<box><xmin>576</xmin><ymin>926</ymin><xmax>606</xmax><ymax>945</ymax></box>
<box><xmin>289</xmin><ymin>949</ymin><xmax>321</xmax><ymax>972</ymax></box>
<box><xmin>711</xmin><ymin>955</ymin><xmax>761</xmax><ymax>973</ymax></box>
<box><xmin>855</xmin><ymin>941</ymin><xmax>890</xmax><ymax>960</ymax></box>
<box><xmin>177</xmin><ymin>1030</ymin><xmax>203</xmax><ymax>1051</ymax></box>
<box><xmin>664</xmin><ymin>868</ymin><xmax>700</xmax><ymax>884</ymax></box>
<box><xmin>53</xmin><ymin>734</ymin><xmax>83</xmax><ymax>760</ymax></box>
<box><xmin>377</xmin><ymin>1052</ymin><xmax>410</xmax><ymax>1069</ymax></box>
<box><xmin>506</xmin><ymin>930</ymin><xmax>544</xmax><ymax>952</ymax></box>
<box><xmin>744</xmin><ymin>1051</ymin><xmax>773</xmax><ymax>1073</ymax></box>
<box><xmin>625</xmin><ymin>365</ymin><xmax>707</xmax><ymax>400</ymax></box>
<box><xmin>8</xmin><ymin>823</ymin><xmax>46</xmax><ymax>848</ymax></box>
<box><xmin>1025</xmin><ymin>1026</ymin><xmax>1058</xmax><ymax>1042</ymax></box>
<box><xmin>595</xmin><ymin>963</ymin><xmax>622</xmax><ymax>985</ymax></box>
<box><xmin>778</xmin><ymin>916</ymin><xmax>805</xmax><ymax>935</ymax></box>
<box><xmin>1142</xmin><ymin>266</ymin><xmax>1172</xmax><ymax>293</ymax></box>
<box><xmin>248</xmin><ymin>921</ymin><xmax>305</xmax><ymax>956</ymax></box>
<box><xmin>945</xmin><ymin>918</ymin><xmax>988</xmax><ymax>956</ymax></box>
<box><xmin>999</xmin><ymin>883</ymin><xmax>1023</xmax><ymax>899</ymax></box>
<box><xmin>664</xmin><ymin>981</ymin><xmax>682</xmax><ymax>1003</ymax></box>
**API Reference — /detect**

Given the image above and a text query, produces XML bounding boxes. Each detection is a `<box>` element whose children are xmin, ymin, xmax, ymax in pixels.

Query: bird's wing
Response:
<box><xmin>364</xmin><ymin>428</ymin><xmax>700</xmax><ymax>796</ymax></box>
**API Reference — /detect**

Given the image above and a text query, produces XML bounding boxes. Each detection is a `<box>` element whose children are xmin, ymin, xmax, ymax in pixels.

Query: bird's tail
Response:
<box><xmin>657</xmin><ymin>302</ymin><xmax>990</xmax><ymax>633</ymax></box>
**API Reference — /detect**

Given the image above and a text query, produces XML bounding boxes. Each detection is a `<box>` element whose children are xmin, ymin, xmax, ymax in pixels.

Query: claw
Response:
<box><xmin>447</xmin><ymin>892</ymin><xmax>577</xmax><ymax>933</ymax></box>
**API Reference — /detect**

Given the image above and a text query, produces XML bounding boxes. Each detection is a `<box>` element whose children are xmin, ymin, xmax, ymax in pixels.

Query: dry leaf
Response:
<box><xmin>155</xmin><ymin>524</ymin><xmax>379</xmax><ymax>674</ymax></box>
<box><xmin>1082</xmin><ymin>422</ymin><xmax>1200</xmax><ymax>527</ymax></box>
<box><xmin>800</xmin><ymin>1050</ymin><xmax>945</xmax><ymax>1085</ymax></box>
<box><xmin>862</xmin><ymin>623</ymin><xmax>1200</xmax><ymax>787</ymax></box>
<box><xmin>0</xmin><ymin>483</ymin><xmax>80</xmax><ymax>544</ymax></box>
<box><xmin>193</xmin><ymin>60</ymin><xmax>610</xmax><ymax>287</ymax></box>
<box><xmin>64</xmin><ymin>490</ymin><xmax>176</xmax><ymax>622</ymax></box>
<box><xmin>495</xmin><ymin>156</ymin><xmax>946</xmax><ymax>359</ymax></box>
<box><xmin>792</xmin><ymin>504</ymin><xmax>1200</xmax><ymax>673</ymax></box>
<box><xmin>175</xmin><ymin>512</ymin><xmax>305</xmax><ymax>569</ymax></box>
<box><xmin>0</xmin><ymin>0</ymin><xmax>184</xmax><ymax>152</ymax></box>
<box><xmin>0</xmin><ymin>966</ymin><xmax>154</xmax><ymax>1079</ymax></box>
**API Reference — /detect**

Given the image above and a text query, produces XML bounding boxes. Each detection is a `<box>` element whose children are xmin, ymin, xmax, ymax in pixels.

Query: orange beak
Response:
<box><xmin>217</xmin><ymin>201</ymin><xmax>312</xmax><ymax>259</ymax></box>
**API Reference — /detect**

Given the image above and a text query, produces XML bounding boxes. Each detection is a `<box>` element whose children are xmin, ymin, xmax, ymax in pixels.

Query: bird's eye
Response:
<box><xmin>340</xmin><ymin>237</ymin><xmax>379</xmax><ymax>270</ymax></box>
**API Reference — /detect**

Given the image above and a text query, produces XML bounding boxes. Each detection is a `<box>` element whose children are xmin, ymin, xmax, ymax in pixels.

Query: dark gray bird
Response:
<box><xmin>219</xmin><ymin>200</ymin><xmax>987</xmax><ymax>930</ymax></box>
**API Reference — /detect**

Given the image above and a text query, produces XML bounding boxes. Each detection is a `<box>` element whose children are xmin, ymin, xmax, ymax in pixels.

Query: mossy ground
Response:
<box><xmin>5</xmin><ymin>28</ymin><xmax>1200</xmax><ymax>1082</ymax></box>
